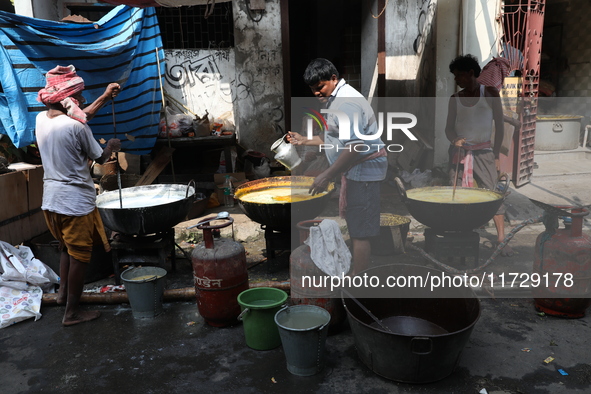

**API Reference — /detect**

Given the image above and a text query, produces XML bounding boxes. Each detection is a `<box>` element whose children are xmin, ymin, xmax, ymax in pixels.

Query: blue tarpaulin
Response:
<box><xmin>0</xmin><ymin>5</ymin><xmax>163</xmax><ymax>155</ymax></box>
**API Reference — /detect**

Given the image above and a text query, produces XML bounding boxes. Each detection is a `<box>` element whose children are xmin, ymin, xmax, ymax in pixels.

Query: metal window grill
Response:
<box><xmin>156</xmin><ymin>4</ymin><xmax>234</xmax><ymax>50</ymax></box>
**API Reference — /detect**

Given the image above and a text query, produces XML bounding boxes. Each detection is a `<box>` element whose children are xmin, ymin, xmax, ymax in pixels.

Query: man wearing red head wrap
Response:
<box><xmin>35</xmin><ymin>65</ymin><xmax>122</xmax><ymax>326</ymax></box>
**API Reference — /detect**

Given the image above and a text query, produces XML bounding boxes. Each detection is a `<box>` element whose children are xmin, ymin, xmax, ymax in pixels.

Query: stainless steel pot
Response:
<box><xmin>96</xmin><ymin>182</ymin><xmax>198</xmax><ymax>235</ymax></box>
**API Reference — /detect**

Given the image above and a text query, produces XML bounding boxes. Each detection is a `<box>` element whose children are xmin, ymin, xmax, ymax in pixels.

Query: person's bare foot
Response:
<box><xmin>498</xmin><ymin>243</ymin><xmax>514</xmax><ymax>257</ymax></box>
<box><xmin>62</xmin><ymin>310</ymin><xmax>101</xmax><ymax>326</ymax></box>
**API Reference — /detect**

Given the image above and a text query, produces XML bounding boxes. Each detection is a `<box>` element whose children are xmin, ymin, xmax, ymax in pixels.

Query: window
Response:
<box><xmin>156</xmin><ymin>3</ymin><xmax>234</xmax><ymax>49</ymax></box>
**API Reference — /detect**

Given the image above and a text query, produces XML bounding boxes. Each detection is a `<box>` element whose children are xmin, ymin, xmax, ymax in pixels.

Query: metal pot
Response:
<box><xmin>233</xmin><ymin>176</ymin><xmax>334</xmax><ymax>229</ymax></box>
<box><xmin>395</xmin><ymin>177</ymin><xmax>506</xmax><ymax>232</ymax></box>
<box><xmin>96</xmin><ymin>182</ymin><xmax>198</xmax><ymax>235</ymax></box>
<box><xmin>342</xmin><ymin>264</ymin><xmax>481</xmax><ymax>383</ymax></box>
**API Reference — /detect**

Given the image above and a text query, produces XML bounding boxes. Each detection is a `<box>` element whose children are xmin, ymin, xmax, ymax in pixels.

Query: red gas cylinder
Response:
<box><xmin>532</xmin><ymin>207</ymin><xmax>591</xmax><ymax>318</ymax></box>
<box><xmin>191</xmin><ymin>216</ymin><xmax>249</xmax><ymax>327</ymax></box>
<box><xmin>290</xmin><ymin>220</ymin><xmax>347</xmax><ymax>332</ymax></box>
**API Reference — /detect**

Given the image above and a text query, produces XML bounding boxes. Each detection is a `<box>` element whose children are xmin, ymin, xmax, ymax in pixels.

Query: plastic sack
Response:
<box><xmin>0</xmin><ymin>284</ymin><xmax>43</xmax><ymax>329</ymax></box>
<box><xmin>0</xmin><ymin>241</ymin><xmax>59</xmax><ymax>329</ymax></box>
<box><xmin>216</xmin><ymin>149</ymin><xmax>238</xmax><ymax>173</ymax></box>
<box><xmin>252</xmin><ymin>158</ymin><xmax>271</xmax><ymax>179</ymax></box>
<box><xmin>400</xmin><ymin>168</ymin><xmax>432</xmax><ymax>188</ymax></box>
<box><xmin>159</xmin><ymin>107</ymin><xmax>192</xmax><ymax>138</ymax></box>
<box><xmin>215</xmin><ymin>111</ymin><xmax>235</xmax><ymax>132</ymax></box>
<box><xmin>0</xmin><ymin>242</ymin><xmax>59</xmax><ymax>291</ymax></box>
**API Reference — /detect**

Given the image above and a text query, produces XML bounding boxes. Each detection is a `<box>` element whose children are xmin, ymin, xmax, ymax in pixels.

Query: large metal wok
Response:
<box><xmin>96</xmin><ymin>183</ymin><xmax>198</xmax><ymax>235</ymax></box>
<box><xmin>343</xmin><ymin>264</ymin><xmax>480</xmax><ymax>383</ymax></box>
<box><xmin>395</xmin><ymin>177</ymin><xmax>506</xmax><ymax>232</ymax></box>
<box><xmin>233</xmin><ymin>176</ymin><xmax>335</xmax><ymax>229</ymax></box>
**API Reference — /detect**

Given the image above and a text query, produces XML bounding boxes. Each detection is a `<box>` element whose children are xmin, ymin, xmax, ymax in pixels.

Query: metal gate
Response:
<box><xmin>501</xmin><ymin>0</ymin><xmax>546</xmax><ymax>186</ymax></box>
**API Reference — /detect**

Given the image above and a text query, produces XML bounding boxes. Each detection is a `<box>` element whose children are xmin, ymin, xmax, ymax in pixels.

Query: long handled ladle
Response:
<box><xmin>341</xmin><ymin>288</ymin><xmax>393</xmax><ymax>334</ymax></box>
<box><xmin>112</xmin><ymin>99</ymin><xmax>123</xmax><ymax>209</ymax></box>
<box><xmin>452</xmin><ymin>145</ymin><xmax>461</xmax><ymax>201</ymax></box>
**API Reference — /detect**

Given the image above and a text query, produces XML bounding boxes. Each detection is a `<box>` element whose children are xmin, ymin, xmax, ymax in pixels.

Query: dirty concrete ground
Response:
<box><xmin>2</xmin><ymin>166</ymin><xmax>591</xmax><ymax>393</ymax></box>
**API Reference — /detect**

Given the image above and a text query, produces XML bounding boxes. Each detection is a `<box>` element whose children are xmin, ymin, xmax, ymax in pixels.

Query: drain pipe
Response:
<box><xmin>41</xmin><ymin>280</ymin><xmax>290</xmax><ymax>305</ymax></box>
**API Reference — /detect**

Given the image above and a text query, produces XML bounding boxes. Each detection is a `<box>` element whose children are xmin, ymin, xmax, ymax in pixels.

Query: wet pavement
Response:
<box><xmin>2</xmin><ymin>163</ymin><xmax>591</xmax><ymax>393</ymax></box>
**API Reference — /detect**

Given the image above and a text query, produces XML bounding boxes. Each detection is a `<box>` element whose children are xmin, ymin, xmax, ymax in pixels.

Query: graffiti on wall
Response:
<box><xmin>413</xmin><ymin>0</ymin><xmax>436</xmax><ymax>55</ymax></box>
<box><xmin>234</xmin><ymin>48</ymin><xmax>285</xmax><ymax>137</ymax></box>
<box><xmin>166</xmin><ymin>49</ymin><xmax>235</xmax><ymax>114</ymax></box>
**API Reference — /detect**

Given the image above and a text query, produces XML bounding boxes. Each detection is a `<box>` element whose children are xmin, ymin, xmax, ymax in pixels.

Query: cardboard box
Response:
<box><xmin>214</xmin><ymin>172</ymin><xmax>247</xmax><ymax>203</ymax></box>
<box><xmin>0</xmin><ymin>165</ymin><xmax>47</xmax><ymax>245</ymax></box>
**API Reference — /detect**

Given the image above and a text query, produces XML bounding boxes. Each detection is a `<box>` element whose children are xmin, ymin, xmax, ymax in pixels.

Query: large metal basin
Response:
<box><xmin>96</xmin><ymin>184</ymin><xmax>197</xmax><ymax>235</ymax></box>
<box><xmin>233</xmin><ymin>176</ymin><xmax>334</xmax><ymax>229</ymax></box>
<box><xmin>342</xmin><ymin>264</ymin><xmax>480</xmax><ymax>383</ymax></box>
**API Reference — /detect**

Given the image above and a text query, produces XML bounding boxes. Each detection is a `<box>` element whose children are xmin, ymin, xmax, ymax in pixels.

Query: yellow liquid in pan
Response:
<box><xmin>407</xmin><ymin>188</ymin><xmax>500</xmax><ymax>204</ymax></box>
<box><xmin>239</xmin><ymin>187</ymin><xmax>328</xmax><ymax>204</ymax></box>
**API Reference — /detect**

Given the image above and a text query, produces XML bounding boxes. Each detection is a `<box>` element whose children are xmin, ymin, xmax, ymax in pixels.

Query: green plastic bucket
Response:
<box><xmin>121</xmin><ymin>266</ymin><xmax>167</xmax><ymax>319</ymax></box>
<box><xmin>274</xmin><ymin>305</ymin><xmax>331</xmax><ymax>376</ymax></box>
<box><xmin>237</xmin><ymin>287</ymin><xmax>288</xmax><ymax>350</ymax></box>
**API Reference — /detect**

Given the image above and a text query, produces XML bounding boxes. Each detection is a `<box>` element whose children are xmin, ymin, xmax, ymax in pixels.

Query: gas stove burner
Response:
<box><xmin>261</xmin><ymin>225</ymin><xmax>291</xmax><ymax>259</ymax></box>
<box><xmin>110</xmin><ymin>228</ymin><xmax>176</xmax><ymax>285</ymax></box>
<box><xmin>424</xmin><ymin>228</ymin><xmax>480</xmax><ymax>267</ymax></box>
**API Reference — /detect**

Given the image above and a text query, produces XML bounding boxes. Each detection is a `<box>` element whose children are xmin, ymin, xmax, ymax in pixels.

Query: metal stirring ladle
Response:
<box><xmin>111</xmin><ymin>98</ymin><xmax>123</xmax><ymax>209</ymax></box>
<box><xmin>341</xmin><ymin>288</ymin><xmax>393</xmax><ymax>334</ymax></box>
<box><xmin>187</xmin><ymin>211</ymin><xmax>230</xmax><ymax>229</ymax></box>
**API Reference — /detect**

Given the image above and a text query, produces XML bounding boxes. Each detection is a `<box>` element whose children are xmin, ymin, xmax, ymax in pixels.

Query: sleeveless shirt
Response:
<box><xmin>454</xmin><ymin>85</ymin><xmax>493</xmax><ymax>146</ymax></box>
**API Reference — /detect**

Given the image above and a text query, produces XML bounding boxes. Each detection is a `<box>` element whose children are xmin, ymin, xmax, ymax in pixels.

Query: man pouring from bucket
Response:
<box><xmin>36</xmin><ymin>65</ymin><xmax>121</xmax><ymax>326</ymax></box>
<box><xmin>287</xmin><ymin>58</ymin><xmax>387</xmax><ymax>275</ymax></box>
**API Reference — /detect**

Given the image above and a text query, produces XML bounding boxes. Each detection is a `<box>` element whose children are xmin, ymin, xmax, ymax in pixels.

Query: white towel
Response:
<box><xmin>304</xmin><ymin>219</ymin><xmax>351</xmax><ymax>276</ymax></box>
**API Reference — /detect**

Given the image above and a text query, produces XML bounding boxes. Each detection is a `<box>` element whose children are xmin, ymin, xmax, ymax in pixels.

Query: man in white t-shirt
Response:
<box><xmin>288</xmin><ymin>58</ymin><xmax>388</xmax><ymax>275</ymax></box>
<box><xmin>36</xmin><ymin>65</ymin><xmax>121</xmax><ymax>326</ymax></box>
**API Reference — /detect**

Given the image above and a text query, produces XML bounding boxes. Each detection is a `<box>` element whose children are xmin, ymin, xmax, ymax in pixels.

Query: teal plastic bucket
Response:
<box><xmin>274</xmin><ymin>305</ymin><xmax>331</xmax><ymax>376</ymax></box>
<box><xmin>237</xmin><ymin>287</ymin><xmax>288</xmax><ymax>350</ymax></box>
<box><xmin>121</xmin><ymin>266</ymin><xmax>167</xmax><ymax>319</ymax></box>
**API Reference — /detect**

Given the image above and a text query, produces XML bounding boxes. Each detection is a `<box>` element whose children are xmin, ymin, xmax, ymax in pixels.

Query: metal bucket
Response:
<box><xmin>274</xmin><ymin>305</ymin><xmax>331</xmax><ymax>376</ymax></box>
<box><xmin>271</xmin><ymin>135</ymin><xmax>301</xmax><ymax>170</ymax></box>
<box><xmin>121</xmin><ymin>266</ymin><xmax>167</xmax><ymax>319</ymax></box>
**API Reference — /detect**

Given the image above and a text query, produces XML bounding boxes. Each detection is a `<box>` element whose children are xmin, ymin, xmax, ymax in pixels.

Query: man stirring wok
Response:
<box><xmin>287</xmin><ymin>58</ymin><xmax>387</xmax><ymax>275</ymax></box>
<box><xmin>36</xmin><ymin>65</ymin><xmax>121</xmax><ymax>326</ymax></box>
<box><xmin>445</xmin><ymin>54</ymin><xmax>513</xmax><ymax>257</ymax></box>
